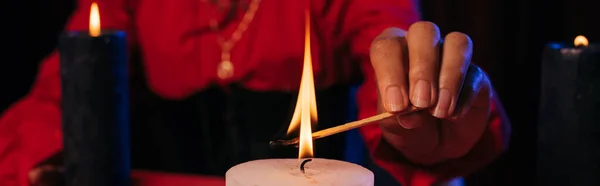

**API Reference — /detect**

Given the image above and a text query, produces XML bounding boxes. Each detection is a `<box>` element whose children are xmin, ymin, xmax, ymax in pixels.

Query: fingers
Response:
<box><xmin>452</xmin><ymin>64</ymin><xmax>491</xmax><ymax>119</ymax></box>
<box><xmin>29</xmin><ymin>165</ymin><xmax>64</xmax><ymax>186</ymax></box>
<box><xmin>432</xmin><ymin>32</ymin><xmax>473</xmax><ymax>118</ymax></box>
<box><xmin>370</xmin><ymin>28</ymin><xmax>410</xmax><ymax>112</ymax></box>
<box><xmin>29</xmin><ymin>168</ymin><xmax>43</xmax><ymax>184</ymax></box>
<box><xmin>406</xmin><ymin>22</ymin><xmax>442</xmax><ymax>109</ymax></box>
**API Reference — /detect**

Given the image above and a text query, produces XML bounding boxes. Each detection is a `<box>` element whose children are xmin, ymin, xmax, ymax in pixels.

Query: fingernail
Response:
<box><xmin>412</xmin><ymin>80</ymin><xmax>431</xmax><ymax>108</ymax></box>
<box><xmin>433</xmin><ymin>88</ymin><xmax>451</xmax><ymax>118</ymax></box>
<box><xmin>396</xmin><ymin>115</ymin><xmax>421</xmax><ymax>129</ymax></box>
<box><xmin>386</xmin><ymin>85</ymin><xmax>405</xmax><ymax>112</ymax></box>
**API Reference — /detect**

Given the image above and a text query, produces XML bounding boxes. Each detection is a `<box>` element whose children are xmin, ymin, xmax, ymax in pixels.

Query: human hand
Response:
<box><xmin>29</xmin><ymin>165</ymin><xmax>64</xmax><ymax>186</ymax></box>
<box><xmin>370</xmin><ymin>21</ymin><xmax>492</xmax><ymax>165</ymax></box>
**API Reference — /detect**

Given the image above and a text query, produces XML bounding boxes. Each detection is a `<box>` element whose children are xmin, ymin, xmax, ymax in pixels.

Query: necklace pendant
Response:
<box><xmin>217</xmin><ymin>60</ymin><xmax>234</xmax><ymax>80</ymax></box>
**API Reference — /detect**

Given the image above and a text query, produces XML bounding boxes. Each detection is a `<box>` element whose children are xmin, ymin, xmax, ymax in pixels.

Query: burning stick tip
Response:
<box><xmin>269</xmin><ymin>140</ymin><xmax>286</xmax><ymax>148</ymax></box>
<box><xmin>269</xmin><ymin>139</ymin><xmax>299</xmax><ymax>149</ymax></box>
<box><xmin>268</xmin><ymin>140</ymin><xmax>280</xmax><ymax>148</ymax></box>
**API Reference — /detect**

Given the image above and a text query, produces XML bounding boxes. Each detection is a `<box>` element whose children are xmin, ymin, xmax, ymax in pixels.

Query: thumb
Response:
<box><xmin>370</xmin><ymin>27</ymin><xmax>410</xmax><ymax>112</ymax></box>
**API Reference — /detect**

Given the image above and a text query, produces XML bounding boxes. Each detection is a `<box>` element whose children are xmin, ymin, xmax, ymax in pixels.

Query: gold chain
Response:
<box><xmin>208</xmin><ymin>0</ymin><xmax>261</xmax><ymax>79</ymax></box>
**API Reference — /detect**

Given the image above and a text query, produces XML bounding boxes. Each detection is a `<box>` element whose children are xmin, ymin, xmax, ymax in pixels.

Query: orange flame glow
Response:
<box><xmin>574</xmin><ymin>35</ymin><xmax>588</xmax><ymax>47</ymax></box>
<box><xmin>89</xmin><ymin>2</ymin><xmax>101</xmax><ymax>37</ymax></box>
<box><xmin>289</xmin><ymin>10</ymin><xmax>317</xmax><ymax>159</ymax></box>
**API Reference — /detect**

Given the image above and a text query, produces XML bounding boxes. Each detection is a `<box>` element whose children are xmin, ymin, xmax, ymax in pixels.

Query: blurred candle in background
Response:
<box><xmin>538</xmin><ymin>35</ymin><xmax>600</xmax><ymax>186</ymax></box>
<box><xmin>59</xmin><ymin>2</ymin><xmax>130</xmax><ymax>186</ymax></box>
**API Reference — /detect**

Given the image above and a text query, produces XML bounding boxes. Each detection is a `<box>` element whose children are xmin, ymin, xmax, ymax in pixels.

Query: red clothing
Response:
<box><xmin>0</xmin><ymin>0</ymin><xmax>510</xmax><ymax>185</ymax></box>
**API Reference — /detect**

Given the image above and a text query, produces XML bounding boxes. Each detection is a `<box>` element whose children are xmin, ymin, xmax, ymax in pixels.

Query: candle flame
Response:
<box><xmin>89</xmin><ymin>2</ymin><xmax>101</xmax><ymax>37</ymax></box>
<box><xmin>290</xmin><ymin>9</ymin><xmax>317</xmax><ymax>159</ymax></box>
<box><xmin>574</xmin><ymin>35</ymin><xmax>588</xmax><ymax>47</ymax></box>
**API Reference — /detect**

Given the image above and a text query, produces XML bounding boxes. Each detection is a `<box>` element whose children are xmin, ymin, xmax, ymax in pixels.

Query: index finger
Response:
<box><xmin>370</xmin><ymin>28</ymin><xmax>410</xmax><ymax>112</ymax></box>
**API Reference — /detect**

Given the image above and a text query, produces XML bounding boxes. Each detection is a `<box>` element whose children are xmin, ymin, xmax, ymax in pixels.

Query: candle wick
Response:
<box><xmin>300</xmin><ymin>159</ymin><xmax>312</xmax><ymax>174</ymax></box>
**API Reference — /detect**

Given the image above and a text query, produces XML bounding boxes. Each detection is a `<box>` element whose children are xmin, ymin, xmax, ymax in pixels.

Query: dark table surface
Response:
<box><xmin>131</xmin><ymin>170</ymin><xmax>225</xmax><ymax>186</ymax></box>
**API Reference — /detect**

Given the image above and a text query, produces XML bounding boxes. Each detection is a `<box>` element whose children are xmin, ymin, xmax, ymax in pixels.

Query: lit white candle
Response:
<box><xmin>225</xmin><ymin>9</ymin><xmax>374</xmax><ymax>186</ymax></box>
<box><xmin>226</xmin><ymin>158</ymin><xmax>373</xmax><ymax>186</ymax></box>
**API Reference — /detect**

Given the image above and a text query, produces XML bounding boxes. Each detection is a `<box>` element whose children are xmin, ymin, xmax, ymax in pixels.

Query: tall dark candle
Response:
<box><xmin>58</xmin><ymin>29</ymin><xmax>130</xmax><ymax>186</ymax></box>
<box><xmin>538</xmin><ymin>36</ymin><xmax>600</xmax><ymax>186</ymax></box>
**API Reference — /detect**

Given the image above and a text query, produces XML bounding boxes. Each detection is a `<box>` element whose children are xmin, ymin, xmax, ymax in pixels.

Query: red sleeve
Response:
<box><xmin>341</xmin><ymin>0</ymin><xmax>512</xmax><ymax>185</ymax></box>
<box><xmin>0</xmin><ymin>1</ymin><xmax>134</xmax><ymax>185</ymax></box>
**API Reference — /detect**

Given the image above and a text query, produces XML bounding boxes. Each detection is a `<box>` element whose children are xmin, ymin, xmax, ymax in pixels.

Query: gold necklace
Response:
<box><xmin>208</xmin><ymin>0</ymin><xmax>262</xmax><ymax>80</ymax></box>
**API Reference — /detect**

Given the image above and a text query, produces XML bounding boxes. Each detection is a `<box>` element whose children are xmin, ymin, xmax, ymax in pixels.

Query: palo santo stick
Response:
<box><xmin>270</xmin><ymin>106</ymin><xmax>423</xmax><ymax>148</ymax></box>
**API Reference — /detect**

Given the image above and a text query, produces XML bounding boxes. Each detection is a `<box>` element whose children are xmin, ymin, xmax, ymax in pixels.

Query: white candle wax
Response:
<box><xmin>226</xmin><ymin>158</ymin><xmax>374</xmax><ymax>186</ymax></box>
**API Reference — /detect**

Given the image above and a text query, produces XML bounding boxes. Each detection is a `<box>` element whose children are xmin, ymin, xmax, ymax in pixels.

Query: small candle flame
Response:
<box><xmin>574</xmin><ymin>35</ymin><xmax>588</xmax><ymax>47</ymax></box>
<box><xmin>89</xmin><ymin>2</ymin><xmax>101</xmax><ymax>37</ymax></box>
<box><xmin>289</xmin><ymin>9</ymin><xmax>317</xmax><ymax>159</ymax></box>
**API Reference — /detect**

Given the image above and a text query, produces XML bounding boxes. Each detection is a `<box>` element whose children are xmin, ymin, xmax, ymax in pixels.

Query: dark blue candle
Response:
<box><xmin>538</xmin><ymin>36</ymin><xmax>600</xmax><ymax>185</ymax></box>
<box><xmin>58</xmin><ymin>3</ymin><xmax>130</xmax><ymax>186</ymax></box>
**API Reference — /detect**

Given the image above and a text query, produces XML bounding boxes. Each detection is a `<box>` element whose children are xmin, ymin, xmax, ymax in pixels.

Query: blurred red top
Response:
<box><xmin>0</xmin><ymin>0</ymin><xmax>509</xmax><ymax>186</ymax></box>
